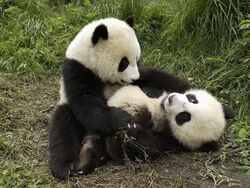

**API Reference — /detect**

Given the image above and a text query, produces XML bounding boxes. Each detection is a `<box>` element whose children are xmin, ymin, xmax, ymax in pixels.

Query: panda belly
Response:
<box><xmin>107</xmin><ymin>85</ymin><xmax>168</xmax><ymax>132</ymax></box>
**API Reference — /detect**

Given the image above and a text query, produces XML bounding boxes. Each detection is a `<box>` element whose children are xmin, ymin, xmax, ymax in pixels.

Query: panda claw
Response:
<box><xmin>133</xmin><ymin>123</ymin><xmax>136</xmax><ymax>128</ymax></box>
<box><xmin>128</xmin><ymin>123</ymin><xmax>131</xmax><ymax>128</ymax></box>
<box><xmin>124</xmin><ymin>133</ymin><xmax>129</xmax><ymax>139</ymax></box>
<box><xmin>78</xmin><ymin>170</ymin><xmax>84</xmax><ymax>174</ymax></box>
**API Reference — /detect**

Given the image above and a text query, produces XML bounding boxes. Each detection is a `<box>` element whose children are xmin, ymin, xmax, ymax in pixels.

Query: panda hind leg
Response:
<box><xmin>105</xmin><ymin>135</ymin><xmax>125</xmax><ymax>164</ymax></box>
<box><xmin>49</xmin><ymin>104</ymin><xmax>83</xmax><ymax>180</ymax></box>
<box><xmin>78</xmin><ymin>135</ymin><xmax>107</xmax><ymax>175</ymax></box>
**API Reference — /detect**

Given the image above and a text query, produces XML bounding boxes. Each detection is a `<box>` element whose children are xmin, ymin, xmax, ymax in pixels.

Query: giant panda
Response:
<box><xmin>49</xmin><ymin>17</ymin><xmax>191</xmax><ymax>180</ymax></box>
<box><xmin>105</xmin><ymin>85</ymin><xmax>235</xmax><ymax>161</ymax></box>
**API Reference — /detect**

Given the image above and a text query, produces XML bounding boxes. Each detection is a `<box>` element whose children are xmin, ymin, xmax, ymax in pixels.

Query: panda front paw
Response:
<box><xmin>110</xmin><ymin>107</ymin><xmax>133</xmax><ymax>132</ymax></box>
<box><xmin>126</xmin><ymin>123</ymin><xmax>144</xmax><ymax>138</ymax></box>
<box><xmin>51</xmin><ymin>160</ymin><xmax>78</xmax><ymax>180</ymax></box>
<box><xmin>77</xmin><ymin>165</ymin><xmax>95</xmax><ymax>175</ymax></box>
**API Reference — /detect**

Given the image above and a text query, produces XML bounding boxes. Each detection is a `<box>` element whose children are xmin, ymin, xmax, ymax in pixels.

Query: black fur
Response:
<box><xmin>124</xmin><ymin>16</ymin><xmax>135</xmax><ymax>28</ymax></box>
<box><xmin>130</xmin><ymin>123</ymin><xmax>188</xmax><ymax>153</ymax></box>
<box><xmin>134</xmin><ymin>65</ymin><xmax>191</xmax><ymax>93</ymax></box>
<box><xmin>175</xmin><ymin>112</ymin><xmax>191</xmax><ymax>125</ymax></box>
<box><xmin>49</xmin><ymin>104</ymin><xmax>83</xmax><ymax>180</ymax></box>
<box><xmin>186</xmin><ymin>94</ymin><xmax>198</xmax><ymax>104</ymax></box>
<box><xmin>92</xmin><ymin>24</ymin><xmax>108</xmax><ymax>45</ymax></box>
<box><xmin>141</xmin><ymin>87</ymin><xmax>164</xmax><ymax>98</ymax></box>
<box><xmin>106</xmin><ymin>121</ymin><xmax>188</xmax><ymax>162</ymax></box>
<box><xmin>198</xmin><ymin>141</ymin><xmax>219</xmax><ymax>152</ymax></box>
<box><xmin>222</xmin><ymin>104</ymin><xmax>235</xmax><ymax>119</ymax></box>
<box><xmin>118</xmin><ymin>57</ymin><xmax>129</xmax><ymax>72</ymax></box>
<box><xmin>77</xmin><ymin>135</ymin><xmax>108</xmax><ymax>174</ymax></box>
<box><xmin>124</xmin><ymin>123</ymin><xmax>220</xmax><ymax>154</ymax></box>
<box><xmin>105</xmin><ymin>136</ymin><xmax>124</xmax><ymax>164</ymax></box>
<box><xmin>133</xmin><ymin>106</ymin><xmax>153</xmax><ymax>129</ymax></box>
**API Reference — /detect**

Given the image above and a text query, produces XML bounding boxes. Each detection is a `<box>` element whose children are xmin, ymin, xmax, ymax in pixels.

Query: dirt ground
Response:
<box><xmin>0</xmin><ymin>73</ymin><xmax>249</xmax><ymax>187</ymax></box>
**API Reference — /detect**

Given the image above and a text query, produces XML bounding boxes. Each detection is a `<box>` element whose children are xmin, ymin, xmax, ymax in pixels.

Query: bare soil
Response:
<box><xmin>0</xmin><ymin>73</ymin><xmax>249</xmax><ymax>188</ymax></box>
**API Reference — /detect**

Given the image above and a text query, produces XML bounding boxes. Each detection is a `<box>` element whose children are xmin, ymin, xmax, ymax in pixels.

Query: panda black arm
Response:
<box><xmin>127</xmin><ymin>123</ymin><xmax>187</xmax><ymax>154</ymax></box>
<box><xmin>126</xmin><ymin>125</ymin><xmax>165</xmax><ymax>152</ymax></box>
<box><xmin>62</xmin><ymin>59</ymin><xmax>132</xmax><ymax>135</ymax></box>
<box><xmin>134</xmin><ymin>65</ymin><xmax>191</xmax><ymax>93</ymax></box>
<box><xmin>68</xmin><ymin>95</ymin><xmax>132</xmax><ymax>135</ymax></box>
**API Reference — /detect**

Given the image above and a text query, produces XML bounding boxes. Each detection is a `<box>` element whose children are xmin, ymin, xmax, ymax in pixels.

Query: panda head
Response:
<box><xmin>66</xmin><ymin>17</ymin><xmax>141</xmax><ymax>84</ymax></box>
<box><xmin>161</xmin><ymin>89</ymin><xmax>235</xmax><ymax>151</ymax></box>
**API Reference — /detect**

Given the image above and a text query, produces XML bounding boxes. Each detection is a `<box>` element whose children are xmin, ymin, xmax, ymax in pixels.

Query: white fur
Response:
<box><xmin>107</xmin><ymin>85</ymin><xmax>167</xmax><ymax>132</ymax></box>
<box><xmin>103</xmin><ymin>84</ymin><xmax>122</xmax><ymax>99</ymax></box>
<box><xmin>162</xmin><ymin>89</ymin><xmax>226</xmax><ymax>150</ymax></box>
<box><xmin>65</xmin><ymin>18</ymin><xmax>141</xmax><ymax>84</ymax></box>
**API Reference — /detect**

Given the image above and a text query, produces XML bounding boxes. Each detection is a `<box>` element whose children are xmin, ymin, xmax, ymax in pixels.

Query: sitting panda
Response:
<box><xmin>106</xmin><ymin>85</ymin><xmax>235</xmax><ymax>161</ymax></box>
<box><xmin>49</xmin><ymin>17</ymin><xmax>191</xmax><ymax>180</ymax></box>
<box><xmin>77</xmin><ymin>85</ymin><xmax>234</xmax><ymax>171</ymax></box>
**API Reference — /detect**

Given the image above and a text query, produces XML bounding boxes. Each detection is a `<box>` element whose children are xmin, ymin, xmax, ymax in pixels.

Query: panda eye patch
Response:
<box><xmin>118</xmin><ymin>57</ymin><xmax>129</xmax><ymax>72</ymax></box>
<box><xmin>175</xmin><ymin>111</ymin><xmax>191</xmax><ymax>125</ymax></box>
<box><xmin>186</xmin><ymin>94</ymin><xmax>198</xmax><ymax>104</ymax></box>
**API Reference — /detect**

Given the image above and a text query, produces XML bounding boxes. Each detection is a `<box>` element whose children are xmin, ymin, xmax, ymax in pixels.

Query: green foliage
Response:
<box><xmin>219</xmin><ymin>116</ymin><xmax>250</xmax><ymax>175</ymax></box>
<box><xmin>131</xmin><ymin>0</ymin><xmax>250</xmax><ymax>53</ymax></box>
<box><xmin>0</xmin><ymin>0</ymin><xmax>121</xmax><ymax>76</ymax></box>
<box><xmin>0</xmin><ymin>160</ymin><xmax>51</xmax><ymax>188</ymax></box>
<box><xmin>239</xmin><ymin>15</ymin><xmax>250</xmax><ymax>38</ymax></box>
<box><xmin>0</xmin><ymin>133</ymin><xmax>14</xmax><ymax>157</ymax></box>
<box><xmin>233</xmin><ymin>165</ymin><xmax>250</xmax><ymax>175</ymax></box>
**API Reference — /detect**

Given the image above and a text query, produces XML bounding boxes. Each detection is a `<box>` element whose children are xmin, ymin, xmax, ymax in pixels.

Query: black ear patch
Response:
<box><xmin>222</xmin><ymin>104</ymin><xmax>235</xmax><ymax>119</ymax></box>
<box><xmin>175</xmin><ymin>112</ymin><xmax>191</xmax><ymax>125</ymax></box>
<box><xmin>92</xmin><ymin>24</ymin><xmax>108</xmax><ymax>45</ymax></box>
<box><xmin>124</xmin><ymin>16</ymin><xmax>135</xmax><ymax>28</ymax></box>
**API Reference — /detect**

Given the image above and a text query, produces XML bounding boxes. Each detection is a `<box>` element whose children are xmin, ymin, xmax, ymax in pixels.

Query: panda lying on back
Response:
<box><xmin>77</xmin><ymin>85</ymin><xmax>234</xmax><ymax>172</ymax></box>
<box><xmin>106</xmin><ymin>86</ymin><xmax>235</xmax><ymax>160</ymax></box>
<box><xmin>49</xmin><ymin>17</ymin><xmax>190</xmax><ymax>180</ymax></box>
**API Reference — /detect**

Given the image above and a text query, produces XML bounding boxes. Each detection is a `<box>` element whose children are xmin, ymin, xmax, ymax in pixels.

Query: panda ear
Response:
<box><xmin>124</xmin><ymin>16</ymin><xmax>135</xmax><ymax>28</ymax></box>
<box><xmin>92</xmin><ymin>24</ymin><xmax>108</xmax><ymax>45</ymax></box>
<box><xmin>222</xmin><ymin>104</ymin><xmax>235</xmax><ymax>120</ymax></box>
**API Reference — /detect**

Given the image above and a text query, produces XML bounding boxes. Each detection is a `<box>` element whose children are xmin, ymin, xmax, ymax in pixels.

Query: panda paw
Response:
<box><xmin>51</xmin><ymin>160</ymin><xmax>78</xmax><ymax>180</ymax></box>
<box><xmin>126</xmin><ymin>123</ymin><xmax>144</xmax><ymax>138</ymax></box>
<box><xmin>77</xmin><ymin>163</ymin><xmax>96</xmax><ymax>175</ymax></box>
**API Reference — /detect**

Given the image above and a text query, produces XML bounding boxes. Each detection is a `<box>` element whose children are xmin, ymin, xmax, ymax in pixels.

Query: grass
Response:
<box><xmin>0</xmin><ymin>0</ymin><xmax>250</xmax><ymax>187</ymax></box>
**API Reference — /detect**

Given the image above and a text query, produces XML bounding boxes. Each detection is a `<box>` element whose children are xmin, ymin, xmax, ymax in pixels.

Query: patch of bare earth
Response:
<box><xmin>0</xmin><ymin>73</ymin><xmax>249</xmax><ymax>187</ymax></box>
